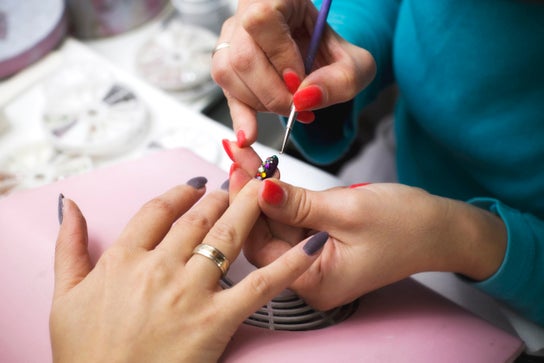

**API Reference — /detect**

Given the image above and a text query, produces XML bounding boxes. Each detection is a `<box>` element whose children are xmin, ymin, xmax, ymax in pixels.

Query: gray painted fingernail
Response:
<box><xmin>303</xmin><ymin>231</ymin><xmax>329</xmax><ymax>256</ymax></box>
<box><xmin>187</xmin><ymin>176</ymin><xmax>207</xmax><ymax>189</ymax></box>
<box><xmin>58</xmin><ymin>193</ymin><xmax>64</xmax><ymax>225</ymax></box>
<box><xmin>220</xmin><ymin>178</ymin><xmax>229</xmax><ymax>191</ymax></box>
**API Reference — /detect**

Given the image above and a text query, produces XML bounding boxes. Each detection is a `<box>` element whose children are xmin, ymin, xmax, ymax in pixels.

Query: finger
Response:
<box><xmin>242</xmin><ymin>219</ymin><xmax>300</xmax><ymax>268</ymax></box>
<box><xmin>226</xmin><ymin>16</ymin><xmax>294</xmax><ymax>115</ymax></box>
<box><xmin>294</xmin><ymin>40</ymin><xmax>376</xmax><ymax>110</ymax></box>
<box><xmin>225</xmin><ymin>93</ymin><xmax>260</xmax><ymax>146</ymax></box>
<box><xmin>53</xmin><ymin>196</ymin><xmax>92</xmax><ymax>299</ymax></box>
<box><xmin>241</xmin><ymin>1</ymin><xmax>306</xmax><ymax>78</ymax></box>
<box><xmin>220</xmin><ymin>231</ymin><xmax>328</xmax><ymax>324</ymax></box>
<box><xmin>228</xmin><ymin>162</ymin><xmax>254</xmax><ymax>203</ymax></box>
<box><xmin>258</xmin><ymin>179</ymin><xmax>356</xmax><ymax>232</ymax></box>
<box><xmin>186</xmin><ymin>180</ymin><xmax>261</xmax><ymax>285</ymax></box>
<box><xmin>226</xmin><ymin>142</ymin><xmax>280</xmax><ymax>201</ymax></box>
<box><xmin>158</xmin><ymin>189</ymin><xmax>229</xmax><ymax>260</ymax></box>
<box><xmin>212</xmin><ymin>20</ymin><xmax>292</xmax><ymax>116</ymax></box>
<box><xmin>117</xmin><ymin>179</ymin><xmax>207</xmax><ymax>250</ymax></box>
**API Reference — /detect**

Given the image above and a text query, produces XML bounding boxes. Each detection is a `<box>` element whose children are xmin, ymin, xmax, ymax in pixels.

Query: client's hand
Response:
<box><xmin>50</xmin><ymin>178</ymin><xmax>326</xmax><ymax>363</ymax></box>
<box><xmin>226</xmin><ymin>143</ymin><xmax>506</xmax><ymax>312</ymax></box>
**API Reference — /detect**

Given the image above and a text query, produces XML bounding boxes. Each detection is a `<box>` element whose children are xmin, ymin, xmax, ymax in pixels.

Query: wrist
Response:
<box><xmin>436</xmin><ymin>198</ymin><xmax>507</xmax><ymax>281</ymax></box>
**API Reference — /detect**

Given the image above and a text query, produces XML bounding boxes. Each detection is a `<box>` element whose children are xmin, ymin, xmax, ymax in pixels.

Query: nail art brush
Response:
<box><xmin>279</xmin><ymin>0</ymin><xmax>332</xmax><ymax>154</ymax></box>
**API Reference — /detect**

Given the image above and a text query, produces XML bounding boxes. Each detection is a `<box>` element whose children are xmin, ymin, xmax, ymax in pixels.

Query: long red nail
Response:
<box><xmin>297</xmin><ymin>111</ymin><xmax>315</xmax><ymax>123</ymax></box>
<box><xmin>293</xmin><ymin>85</ymin><xmax>323</xmax><ymax>111</ymax></box>
<box><xmin>229</xmin><ymin>162</ymin><xmax>239</xmax><ymax>177</ymax></box>
<box><xmin>349</xmin><ymin>182</ymin><xmax>371</xmax><ymax>189</ymax></box>
<box><xmin>236</xmin><ymin>130</ymin><xmax>247</xmax><ymax>147</ymax></box>
<box><xmin>222</xmin><ymin>139</ymin><xmax>235</xmax><ymax>162</ymax></box>
<box><xmin>261</xmin><ymin>179</ymin><xmax>284</xmax><ymax>206</ymax></box>
<box><xmin>283</xmin><ymin>70</ymin><xmax>301</xmax><ymax>94</ymax></box>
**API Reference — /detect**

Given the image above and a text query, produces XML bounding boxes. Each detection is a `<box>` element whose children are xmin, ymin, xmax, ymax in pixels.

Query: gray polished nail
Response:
<box><xmin>58</xmin><ymin>193</ymin><xmax>64</xmax><ymax>225</ymax></box>
<box><xmin>187</xmin><ymin>176</ymin><xmax>207</xmax><ymax>189</ymax></box>
<box><xmin>220</xmin><ymin>178</ymin><xmax>229</xmax><ymax>191</ymax></box>
<box><xmin>303</xmin><ymin>231</ymin><xmax>329</xmax><ymax>256</ymax></box>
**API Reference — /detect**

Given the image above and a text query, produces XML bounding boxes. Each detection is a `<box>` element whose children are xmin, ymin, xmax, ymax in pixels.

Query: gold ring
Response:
<box><xmin>212</xmin><ymin>42</ymin><xmax>230</xmax><ymax>57</ymax></box>
<box><xmin>192</xmin><ymin>244</ymin><xmax>230</xmax><ymax>276</ymax></box>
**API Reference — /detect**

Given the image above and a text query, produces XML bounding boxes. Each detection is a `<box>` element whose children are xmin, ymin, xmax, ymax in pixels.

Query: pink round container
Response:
<box><xmin>0</xmin><ymin>0</ymin><xmax>67</xmax><ymax>79</ymax></box>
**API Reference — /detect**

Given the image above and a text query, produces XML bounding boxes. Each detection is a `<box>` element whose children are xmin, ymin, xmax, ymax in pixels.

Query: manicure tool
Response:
<box><xmin>279</xmin><ymin>0</ymin><xmax>333</xmax><ymax>154</ymax></box>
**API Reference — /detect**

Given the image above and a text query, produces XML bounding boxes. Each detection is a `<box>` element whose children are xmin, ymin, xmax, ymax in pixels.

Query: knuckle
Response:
<box><xmin>242</xmin><ymin>3</ymin><xmax>271</xmax><ymax>32</ymax></box>
<box><xmin>96</xmin><ymin>246</ymin><xmax>131</xmax><ymax>272</ymax></box>
<box><xmin>230</xmin><ymin>48</ymin><xmax>255</xmax><ymax>74</ymax></box>
<box><xmin>260</xmin><ymin>92</ymin><xmax>290</xmax><ymax>114</ymax></box>
<box><xmin>178</xmin><ymin>210</ymin><xmax>215</xmax><ymax>231</ymax></box>
<box><xmin>247</xmin><ymin>270</ymin><xmax>273</xmax><ymax>298</ymax></box>
<box><xmin>290</xmin><ymin>190</ymin><xmax>313</xmax><ymax>225</ymax></box>
<box><xmin>210</xmin><ymin>61</ymin><xmax>232</xmax><ymax>87</ymax></box>
<box><xmin>334</xmin><ymin>65</ymin><xmax>361</xmax><ymax>100</ymax></box>
<box><xmin>206</xmin><ymin>219</ymin><xmax>238</xmax><ymax>246</ymax></box>
<box><xmin>143</xmin><ymin>196</ymin><xmax>178</xmax><ymax>220</ymax></box>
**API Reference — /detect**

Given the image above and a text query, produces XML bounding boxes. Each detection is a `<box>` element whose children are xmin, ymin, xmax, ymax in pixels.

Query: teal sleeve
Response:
<box><xmin>467</xmin><ymin>198</ymin><xmax>544</xmax><ymax>326</ymax></box>
<box><xmin>288</xmin><ymin>0</ymin><xmax>401</xmax><ymax>165</ymax></box>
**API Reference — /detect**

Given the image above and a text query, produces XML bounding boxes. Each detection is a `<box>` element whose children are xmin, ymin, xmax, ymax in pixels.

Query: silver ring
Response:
<box><xmin>212</xmin><ymin>42</ymin><xmax>230</xmax><ymax>57</ymax></box>
<box><xmin>192</xmin><ymin>244</ymin><xmax>230</xmax><ymax>276</ymax></box>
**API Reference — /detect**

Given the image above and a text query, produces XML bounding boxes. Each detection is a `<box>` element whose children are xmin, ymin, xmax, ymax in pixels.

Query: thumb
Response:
<box><xmin>258</xmin><ymin>179</ymin><xmax>351</xmax><ymax>231</ymax></box>
<box><xmin>53</xmin><ymin>195</ymin><xmax>93</xmax><ymax>299</ymax></box>
<box><xmin>294</xmin><ymin>43</ymin><xmax>376</xmax><ymax>110</ymax></box>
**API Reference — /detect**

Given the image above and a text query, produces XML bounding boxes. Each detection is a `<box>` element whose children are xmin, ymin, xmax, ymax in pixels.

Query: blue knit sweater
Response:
<box><xmin>291</xmin><ymin>0</ymin><xmax>544</xmax><ymax>325</ymax></box>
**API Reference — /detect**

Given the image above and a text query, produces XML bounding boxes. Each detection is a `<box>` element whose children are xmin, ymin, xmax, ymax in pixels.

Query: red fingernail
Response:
<box><xmin>222</xmin><ymin>139</ymin><xmax>235</xmax><ymax>162</ymax></box>
<box><xmin>261</xmin><ymin>180</ymin><xmax>284</xmax><ymax>206</ymax></box>
<box><xmin>283</xmin><ymin>70</ymin><xmax>301</xmax><ymax>94</ymax></box>
<box><xmin>297</xmin><ymin>111</ymin><xmax>315</xmax><ymax>123</ymax></box>
<box><xmin>229</xmin><ymin>162</ymin><xmax>239</xmax><ymax>177</ymax></box>
<box><xmin>293</xmin><ymin>85</ymin><xmax>323</xmax><ymax>111</ymax></box>
<box><xmin>349</xmin><ymin>182</ymin><xmax>371</xmax><ymax>189</ymax></box>
<box><xmin>236</xmin><ymin>130</ymin><xmax>247</xmax><ymax>148</ymax></box>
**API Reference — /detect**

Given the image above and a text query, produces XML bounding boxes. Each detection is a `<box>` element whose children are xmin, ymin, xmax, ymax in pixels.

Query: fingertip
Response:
<box><xmin>58</xmin><ymin>193</ymin><xmax>64</xmax><ymax>225</ymax></box>
<box><xmin>54</xmin><ymin>196</ymin><xmax>91</xmax><ymax>296</ymax></box>
<box><xmin>228</xmin><ymin>162</ymin><xmax>253</xmax><ymax>201</ymax></box>
<box><xmin>222</xmin><ymin>139</ymin><xmax>235</xmax><ymax>162</ymax></box>
<box><xmin>293</xmin><ymin>85</ymin><xmax>323</xmax><ymax>111</ymax></box>
<box><xmin>296</xmin><ymin>111</ymin><xmax>315</xmax><ymax>123</ymax></box>
<box><xmin>283</xmin><ymin>69</ymin><xmax>302</xmax><ymax>94</ymax></box>
<box><xmin>57</xmin><ymin>197</ymin><xmax>88</xmax><ymax>246</ymax></box>
<box><xmin>236</xmin><ymin>130</ymin><xmax>247</xmax><ymax>148</ymax></box>
<box><xmin>302</xmin><ymin>231</ymin><xmax>329</xmax><ymax>256</ymax></box>
<box><xmin>260</xmin><ymin>179</ymin><xmax>285</xmax><ymax>206</ymax></box>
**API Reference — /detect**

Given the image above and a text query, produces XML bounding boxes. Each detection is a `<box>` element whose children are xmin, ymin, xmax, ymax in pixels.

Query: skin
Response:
<box><xmin>211</xmin><ymin>0</ymin><xmax>376</xmax><ymax>146</ymax></box>
<box><xmin>226</xmin><ymin>142</ymin><xmax>507</xmax><ymax>311</ymax></box>
<box><xmin>212</xmin><ymin>0</ymin><xmax>507</xmax><ymax>310</ymax></box>
<box><xmin>50</xmin><ymin>181</ymin><xmax>324</xmax><ymax>363</ymax></box>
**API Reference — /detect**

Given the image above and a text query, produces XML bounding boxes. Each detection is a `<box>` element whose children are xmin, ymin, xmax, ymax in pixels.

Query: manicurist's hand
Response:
<box><xmin>225</xmin><ymin>142</ymin><xmax>507</xmax><ymax>311</ymax></box>
<box><xmin>211</xmin><ymin>0</ymin><xmax>376</xmax><ymax>146</ymax></box>
<box><xmin>50</xmin><ymin>178</ymin><xmax>326</xmax><ymax>363</ymax></box>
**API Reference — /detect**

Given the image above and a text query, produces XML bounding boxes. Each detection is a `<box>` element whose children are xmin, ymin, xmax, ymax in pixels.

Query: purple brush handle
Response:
<box><xmin>304</xmin><ymin>0</ymin><xmax>332</xmax><ymax>74</ymax></box>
